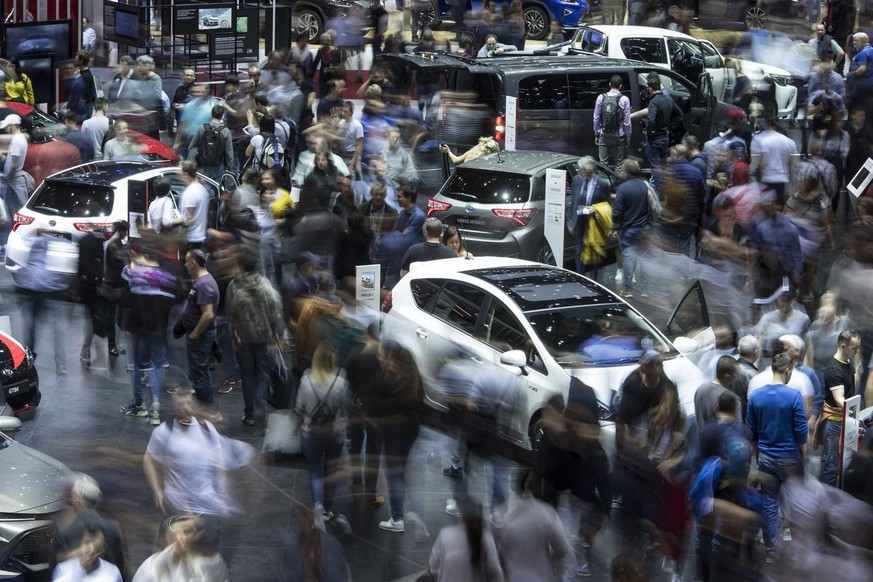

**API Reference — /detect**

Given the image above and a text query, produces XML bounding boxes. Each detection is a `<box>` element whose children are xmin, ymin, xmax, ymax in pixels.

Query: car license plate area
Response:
<box><xmin>44</xmin><ymin>231</ymin><xmax>71</xmax><ymax>241</ymax></box>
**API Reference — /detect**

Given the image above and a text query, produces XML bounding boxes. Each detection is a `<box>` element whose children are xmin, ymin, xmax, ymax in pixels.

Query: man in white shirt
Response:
<box><xmin>748</xmin><ymin>353</ymin><xmax>814</xmax><ymax>417</ymax></box>
<box><xmin>82</xmin><ymin>17</ymin><xmax>97</xmax><ymax>54</ymax></box>
<box><xmin>338</xmin><ymin>101</ymin><xmax>364</xmax><ymax>175</ymax></box>
<box><xmin>750</xmin><ymin>116</ymin><xmax>797</xmax><ymax>204</ymax></box>
<box><xmin>476</xmin><ymin>34</ymin><xmax>517</xmax><ymax>58</ymax></box>
<box><xmin>81</xmin><ymin>98</ymin><xmax>110</xmax><ymax>159</ymax></box>
<box><xmin>179</xmin><ymin>161</ymin><xmax>209</xmax><ymax>248</ymax></box>
<box><xmin>1</xmin><ymin>114</ymin><xmax>28</xmax><ymax>209</ymax></box>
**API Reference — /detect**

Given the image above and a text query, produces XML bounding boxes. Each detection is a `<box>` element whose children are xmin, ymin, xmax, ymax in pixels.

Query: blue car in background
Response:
<box><xmin>421</xmin><ymin>0</ymin><xmax>589</xmax><ymax>40</ymax></box>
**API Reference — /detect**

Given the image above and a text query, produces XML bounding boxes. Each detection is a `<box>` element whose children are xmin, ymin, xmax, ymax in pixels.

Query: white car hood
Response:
<box><xmin>735</xmin><ymin>59</ymin><xmax>793</xmax><ymax>79</ymax></box>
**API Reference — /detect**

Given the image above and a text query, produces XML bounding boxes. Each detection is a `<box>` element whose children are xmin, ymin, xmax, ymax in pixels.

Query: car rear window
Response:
<box><xmin>27</xmin><ymin>182</ymin><xmax>114</xmax><ymax>217</ymax></box>
<box><xmin>443</xmin><ymin>169</ymin><xmax>531</xmax><ymax>205</ymax></box>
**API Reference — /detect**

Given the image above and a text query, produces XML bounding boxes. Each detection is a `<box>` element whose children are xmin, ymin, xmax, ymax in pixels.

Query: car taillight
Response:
<box><xmin>492</xmin><ymin>208</ymin><xmax>536</xmax><ymax>226</ymax></box>
<box><xmin>11</xmin><ymin>212</ymin><xmax>33</xmax><ymax>231</ymax></box>
<box><xmin>74</xmin><ymin>222</ymin><xmax>115</xmax><ymax>239</ymax></box>
<box><xmin>427</xmin><ymin>198</ymin><xmax>452</xmax><ymax>217</ymax></box>
<box><xmin>495</xmin><ymin>115</ymin><xmax>505</xmax><ymax>142</ymax></box>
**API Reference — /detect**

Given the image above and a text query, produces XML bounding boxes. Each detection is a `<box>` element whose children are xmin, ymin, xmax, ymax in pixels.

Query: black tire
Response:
<box><xmin>425</xmin><ymin>0</ymin><xmax>442</xmax><ymax>29</ymax></box>
<box><xmin>528</xmin><ymin>413</ymin><xmax>545</xmax><ymax>451</ymax></box>
<box><xmin>220</xmin><ymin>20</ymin><xmax>229</xmax><ymax>28</ymax></box>
<box><xmin>536</xmin><ymin>242</ymin><xmax>556</xmax><ymax>266</ymax></box>
<box><xmin>523</xmin><ymin>5</ymin><xmax>550</xmax><ymax>41</ymax></box>
<box><xmin>295</xmin><ymin>8</ymin><xmax>323</xmax><ymax>43</ymax></box>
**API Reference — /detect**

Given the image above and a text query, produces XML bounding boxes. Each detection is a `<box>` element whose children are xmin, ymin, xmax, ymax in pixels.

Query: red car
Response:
<box><xmin>1</xmin><ymin>102</ymin><xmax>178</xmax><ymax>187</ymax></box>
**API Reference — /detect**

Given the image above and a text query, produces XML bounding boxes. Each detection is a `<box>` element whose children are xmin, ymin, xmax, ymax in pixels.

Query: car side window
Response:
<box><xmin>518</xmin><ymin>75</ymin><xmax>569</xmax><ymax>111</ymax></box>
<box><xmin>666</xmin><ymin>38</ymin><xmax>705</xmax><ymax>84</ymax></box>
<box><xmin>480</xmin><ymin>300</ymin><xmax>545</xmax><ymax>372</ymax></box>
<box><xmin>619</xmin><ymin>38</ymin><xmax>666</xmax><ymax>64</ymax></box>
<box><xmin>700</xmin><ymin>41</ymin><xmax>723</xmax><ymax>68</ymax></box>
<box><xmin>432</xmin><ymin>282</ymin><xmax>486</xmax><ymax>334</ymax></box>
<box><xmin>411</xmin><ymin>278</ymin><xmax>441</xmax><ymax>310</ymax></box>
<box><xmin>568</xmin><ymin>72</ymin><xmax>631</xmax><ymax>109</ymax></box>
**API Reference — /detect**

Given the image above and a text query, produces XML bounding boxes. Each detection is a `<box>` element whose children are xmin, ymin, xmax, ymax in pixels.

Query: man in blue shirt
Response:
<box><xmin>746</xmin><ymin>352</ymin><xmax>807</xmax><ymax>561</ymax></box>
<box><xmin>375</xmin><ymin>185</ymin><xmax>425</xmax><ymax>288</ymax></box>
<box><xmin>749</xmin><ymin>193</ymin><xmax>804</xmax><ymax>297</ymax></box>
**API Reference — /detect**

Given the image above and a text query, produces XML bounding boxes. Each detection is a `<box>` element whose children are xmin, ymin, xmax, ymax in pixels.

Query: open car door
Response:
<box><xmin>667</xmin><ymin>280</ymin><xmax>715</xmax><ymax>369</ymax></box>
<box><xmin>686</xmin><ymin>72</ymin><xmax>715</xmax><ymax>145</ymax></box>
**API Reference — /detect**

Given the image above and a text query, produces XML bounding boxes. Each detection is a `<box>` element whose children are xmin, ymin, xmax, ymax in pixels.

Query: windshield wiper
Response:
<box><xmin>32</xmin><ymin>206</ymin><xmax>60</xmax><ymax>215</ymax></box>
<box><xmin>447</xmin><ymin>192</ymin><xmax>479</xmax><ymax>203</ymax></box>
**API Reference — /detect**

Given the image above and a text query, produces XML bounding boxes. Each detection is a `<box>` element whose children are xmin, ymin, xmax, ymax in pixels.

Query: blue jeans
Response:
<box><xmin>380</xmin><ymin>424</ymin><xmax>420</xmax><ymax>520</ymax></box>
<box><xmin>619</xmin><ymin>228</ymin><xmax>647</xmax><ymax>291</ymax></box>
<box><xmin>130</xmin><ymin>332</ymin><xmax>167</xmax><ymax>406</ymax></box>
<box><xmin>645</xmin><ymin>135</ymin><xmax>670</xmax><ymax>176</ymax></box>
<box><xmin>757</xmin><ymin>453</ymin><xmax>802</xmax><ymax>548</ymax></box>
<box><xmin>236</xmin><ymin>341</ymin><xmax>271</xmax><ymax>418</ymax></box>
<box><xmin>215</xmin><ymin>318</ymin><xmax>239</xmax><ymax>380</ymax></box>
<box><xmin>187</xmin><ymin>328</ymin><xmax>216</xmax><ymax>404</ymax></box>
<box><xmin>820</xmin><ymin>418</ymin><xmax>843</xmax><ymax>487</ymax></box>
<box><xmin>656</xmin><ymin>223</ymin><xmax>695</xmax><ymax>257</ymax></box>
<box><xmin>451</xmin><ymin>450</ymin><xmax>508</xmax><ymax>509</ymax></box>
<box><xmin>302</xmin><ymin>431</ymin><xmax>344</xmax><ymax>509</ymax></box>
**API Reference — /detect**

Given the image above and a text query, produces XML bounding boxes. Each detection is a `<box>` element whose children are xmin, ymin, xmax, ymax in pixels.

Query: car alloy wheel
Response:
<box><xmin>523</xmin><ymin>6</ymin><xmax>549</xmax><ymax>41</ymax></box>
<box><xmin>745</xmin><ymin>6</ymin><xmax>766</xmax><ymax>29</ymax></box>
<box><xmin>296</xmin><ymin>10</ymin><xmax>321</xmax><ymax>42</ymax></box>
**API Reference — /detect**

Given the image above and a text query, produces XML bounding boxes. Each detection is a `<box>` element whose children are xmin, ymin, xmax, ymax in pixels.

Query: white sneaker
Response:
<box><xmin>445</xmin><ymin>498</ymin><xmax>460</xmax><ymax>518</ymax></box>
<box><xmin>149</xmin><ymin>403</ymin><xmax>160</xmax><ymax>425</ymax></box>
<box><xmin>406</xmin><ymin>511</ymin><xmax>430</xmax><ymax>542</ymax></box>
<box><xmin>379</xmin><ymin>517</ymin><xmax>405</xmax><ymax>532</ymax></box>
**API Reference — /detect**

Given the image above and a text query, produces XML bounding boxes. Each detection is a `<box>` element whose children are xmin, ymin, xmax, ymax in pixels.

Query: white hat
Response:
<box><xmin>0</xmin><ymin>114</ymin><xmax>21</xmax><ymax>129</ymax></box>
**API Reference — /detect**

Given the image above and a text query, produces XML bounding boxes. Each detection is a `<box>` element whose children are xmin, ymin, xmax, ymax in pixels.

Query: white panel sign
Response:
<box><xmin>544</xmin><ymin>168</ymin><xmax>566</xmax><ymax>266</ymax></box>
<box><xmin>356</xmin><ymin>264</ymin><xmax>381</xmax><ymax>314</ymax></box>
<box><xmin>848</xmin><ymin>157</ymin><xmax>873</xmax><ymax>198</ymax></box>
<box><xmin>505</xmin><ymin>96</ymin><xmax>517</xmax><ymax>151</ymax></box>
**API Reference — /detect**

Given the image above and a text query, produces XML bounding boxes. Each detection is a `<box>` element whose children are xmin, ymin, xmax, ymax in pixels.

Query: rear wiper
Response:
<box><xmin>32</xmin><ymin>206</ymin><xmax>60</xmax><ymax>215</ymax></box>
<box><xmin>448</xmin><ymin>192</ymin><xmax>479</xmax><ymax>203</ymax></box>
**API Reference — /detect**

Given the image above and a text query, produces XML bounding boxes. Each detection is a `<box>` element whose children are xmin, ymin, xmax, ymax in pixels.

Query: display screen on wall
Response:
<box><xmin>4</xmin><ymin>21</ymin><xmax>71</xmax><ymax>61</ymax></box>
<box><xmin>174</xmin><ymin>3</ymin><xmax>235</xmax><ymax>35</ymax></box>
<box><xmin>18</xmin><ymin>56</ymin><xmax>53</xmax><ymax>105</ymax></box>
<box><xmin>103</xmin><ymin>1</ymin><xmax>147</xmax><ymax>47</ymax></box>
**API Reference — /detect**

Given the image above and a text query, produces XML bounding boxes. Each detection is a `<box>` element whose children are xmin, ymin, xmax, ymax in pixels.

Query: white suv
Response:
<box><xmin>5</xmin><ymin>161</ymin><xmax>235</xmax><ymax>285</ymax></box>
<box><xmin>558</xmin><ymin>25</ymin><xmax>798</xmax><ymax>118</ymax></box>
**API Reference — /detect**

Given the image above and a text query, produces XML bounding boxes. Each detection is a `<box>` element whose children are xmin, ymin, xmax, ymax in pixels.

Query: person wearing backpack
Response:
<box><xmin>188</xmin><ymin>105</ymin><xmax>236</xmax><ymax>182</ymax></box>
<box><xmin>593</xmin><ymin>75</ymin><xmax>631</xmax><ymax>171</ymax></box>
<box><xmin>245</xmin><ymin>115</ymin><xmax>293</xmax><ymax>188</ymax></box>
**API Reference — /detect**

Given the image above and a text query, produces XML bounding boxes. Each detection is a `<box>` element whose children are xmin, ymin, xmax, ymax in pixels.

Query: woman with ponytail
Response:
<box><xmin>428</xmin><ymin>499</ymin><xmax>504</xmax><ymax>581</ymax></box>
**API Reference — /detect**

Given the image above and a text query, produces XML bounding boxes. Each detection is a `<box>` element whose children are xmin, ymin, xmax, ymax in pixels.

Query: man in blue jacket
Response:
<box><xmin>374</xmin><ymin>185</ymin><xmax>424</xmax><ymax>288</ymax></box>
<box><xmin>746</xmin><ymin>352</ymin><xmax>808</xmax><ymax>561</ymax></box>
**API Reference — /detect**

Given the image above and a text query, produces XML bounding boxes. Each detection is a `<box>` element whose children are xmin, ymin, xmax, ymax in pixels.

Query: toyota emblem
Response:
<box><xmin>49</xmin><ymin>220</ymin><xmax>56</xmax><ymax>227</ymax></box>
<box><xmin>465</xmin><ymin>205</ymin><xmax>474</xmax><ymax>214</ymax></box>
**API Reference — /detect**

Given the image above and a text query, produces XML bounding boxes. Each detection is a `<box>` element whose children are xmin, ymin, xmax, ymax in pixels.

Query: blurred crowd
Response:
<box><xmin>10</xmin><ymin>1</ymin><xmax>873</xmax><ymax>582</ymax></box>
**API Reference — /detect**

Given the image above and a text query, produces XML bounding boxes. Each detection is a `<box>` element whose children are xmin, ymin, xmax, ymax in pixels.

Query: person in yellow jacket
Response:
<box><xmin>568</xmin><ymin>156</ymin><xmax>611</xmax><ymax>277</ymax></box>
<box><xmin>582</xmin><ymin>200</ymin><xmax>613</xmax><ymax>270</ymax></box>
<box><xmin>4</xmin><ymin>58</ymin><xmax>35</xmax><ymax>105</ymax></box>
<box><xmin>260</xmin><ymin>167</ymin><xmax>294</xmax><ymax>219</ymax></box>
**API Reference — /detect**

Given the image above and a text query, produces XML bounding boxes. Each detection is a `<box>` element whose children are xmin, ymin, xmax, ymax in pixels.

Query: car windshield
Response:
<box><xmin>442</xmin><ymin>169</ymin><xmax>531</xmax><ymax>204</ymax></box>
<box><xmin>525</xmin><ymin>303</ymin><xmax>676</xmax><ymax>367</ymax></box>
<box><xmin>27</xmin><ymin>182</ymin><xmax>114</xmax><ymax>217</ymax></box>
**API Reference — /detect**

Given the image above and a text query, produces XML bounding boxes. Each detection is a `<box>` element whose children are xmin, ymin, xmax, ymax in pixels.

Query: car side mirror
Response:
<box><xmin>500</xmin><ymin>349</ymin><xmax>529</xmax><ymax>375</ymax></box>
<box><xmin>0</xmin><ymin>416</ymin><xmax>23</xmax><ymax>435</ymax></box>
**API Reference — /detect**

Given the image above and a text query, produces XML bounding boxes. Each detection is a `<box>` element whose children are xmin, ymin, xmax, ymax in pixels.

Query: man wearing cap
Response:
<box><xmin>0</xmin><ymin>113</ymin><xmax>29</xmax><ymax>212</ymax></box>
<box><xmin>746</xmin><ymin>352</ymin><xmax>807</xmax><ymax>560</ymax></box>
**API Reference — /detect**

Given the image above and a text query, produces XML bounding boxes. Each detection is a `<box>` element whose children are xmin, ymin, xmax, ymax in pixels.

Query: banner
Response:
<box><xmin>505</xmin><ymin>96</ymin><xmax>517</xmax><ymax>151</ymax></box>
<box><xmin>544</xmin><ymin>168</ymin><xmax>566</xmax><ymax>266</ymax></box>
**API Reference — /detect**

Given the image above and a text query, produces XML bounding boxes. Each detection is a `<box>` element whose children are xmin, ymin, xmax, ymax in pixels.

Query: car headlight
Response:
<box><xmin>770</xmin><ymin>74</ymin><xmax>793</xmax><ymax>87</ymax></box>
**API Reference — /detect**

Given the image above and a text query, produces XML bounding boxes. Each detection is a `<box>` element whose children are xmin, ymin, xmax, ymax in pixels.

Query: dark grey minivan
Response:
<box><xmin>426</xmin><ymin>150</ymin><xmax>619</xmax><ymax>266</ymax></box>
<box><xmin>377</xmin><ymin>52</ymin><xmax>726</xmax><ymax>160</ymax></box>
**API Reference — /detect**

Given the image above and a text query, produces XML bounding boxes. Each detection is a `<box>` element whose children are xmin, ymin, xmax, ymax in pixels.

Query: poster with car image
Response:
<box><xmin>174</xmin><ymin>3</ymin><xmax>235</xmax><ymax>35</ymax></box>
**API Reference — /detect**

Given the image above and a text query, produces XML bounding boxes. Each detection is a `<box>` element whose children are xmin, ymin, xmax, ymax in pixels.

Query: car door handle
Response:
<box><xmin>415</xmin><ymin>327</ymin><xmax>428</xmax><ymax>339</ymax></box>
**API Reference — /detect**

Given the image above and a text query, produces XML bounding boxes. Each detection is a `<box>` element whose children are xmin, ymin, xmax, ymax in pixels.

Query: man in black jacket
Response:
<box><xmin>610</xmin><ymin>159</ymin><xmax>651</xmax><ymax>298</ymax></box>
<box><xmin>657</xmin><ymin>144</ymin><xmax>707</xmax><ymax>257</ymax></box>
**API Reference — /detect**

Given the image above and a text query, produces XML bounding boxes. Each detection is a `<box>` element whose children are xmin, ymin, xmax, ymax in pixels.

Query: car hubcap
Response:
<box><xmin>745</xmin><ymin>7</ymin><xmax>766</xmax><ymax>29</ymax></box>
<box><xmin>419</xmin><ymin>7</ymin><xmax>435</xmax><ymax>26</ymax></box>
<box><xmin>537</xmin><ymin>244</ymin><xmax>556</xmax><ymax>266</ymax></box>
<box><xmin>524</xmin><ymin>10</ymin><xmax>545</xmax><ymax>38</ymax></box>
<box><xmin>297</xmin><ymin>13</ymin><xmax>319</xmax><ymax>41</ymax></box>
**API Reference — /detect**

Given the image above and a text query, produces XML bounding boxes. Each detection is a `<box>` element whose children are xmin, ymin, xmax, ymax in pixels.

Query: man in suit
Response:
<box><xmin>567</xmin><ymin>156</ymin><xmax>610</xmax><ymax>277</ymax></box>
<box><xmin>107</xmin><ymin>55</ymin><xmax>134</xmax><ymax>104</ymax></box>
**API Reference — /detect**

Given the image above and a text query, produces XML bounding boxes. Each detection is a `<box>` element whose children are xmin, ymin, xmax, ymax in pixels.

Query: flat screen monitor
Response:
<box><xmin>115</xmin><ymin>8</ymin><xmax>140</xmax><ymax>40</ymax></box>
<box><xmin>17</xmin><ymin>56</ymin><xmax>53</xmax><ymax>105</ymax></box>
<box><xmin>5</xmin><ymin>21</ymin><xmax>71</xmax><ymax>61</ymax></box>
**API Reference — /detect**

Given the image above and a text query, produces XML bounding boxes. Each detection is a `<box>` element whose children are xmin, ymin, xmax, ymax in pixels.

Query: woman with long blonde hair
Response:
<box><xmin>294</xmin><ymin>342</ymin><xmax>351</xmax><ymax>532</ymax></box>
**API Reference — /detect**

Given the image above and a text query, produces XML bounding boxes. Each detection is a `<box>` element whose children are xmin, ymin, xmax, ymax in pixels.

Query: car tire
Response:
<box><xmin>220</xmin><ymin>20</ymin><xmax>229</xmax><ymax>28</ymax></box>
<box><xmin>523</xmin><ymin>5</ymin><xmax>550</xmax><ymax>41</ymax></box>
<box><xmin>745</xmin><ymin>6</ymin><xmax>766</xmax><ymax>29</ymax></box>
<box><xmin>424</xmin><ymin>0</ymin><xmax>442</xmax><ymax>29</ymax></box>
<box><xmin>529</xmin><ymin>414</ymin><xmax>546</xmax><ymax>451</ymax></box>
<box><xmin>295</xmin><ymin>8</ymin><xmax>323</xmax><ymax>43</ymax></box>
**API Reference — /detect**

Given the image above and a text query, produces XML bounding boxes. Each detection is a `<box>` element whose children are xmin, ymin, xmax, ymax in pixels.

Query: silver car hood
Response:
<box><xmin>0</xmin><ymin>438</ymin><xmax>72</xmax><ymax>514</ymax></box>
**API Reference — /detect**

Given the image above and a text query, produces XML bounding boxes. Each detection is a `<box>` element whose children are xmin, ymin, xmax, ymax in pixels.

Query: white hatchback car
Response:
<box><xmin>5</xmin><ymin>161</ymin><xmax>236</xmax><ymax>285</ymax></box>
<box><xmin>382</xmin><ymin>257</ymin><xmax>709</xmax><ymax>455</ymax></box>
<box><xmin>557</xmin><ymin>24</ymin><xmax>797</xmax><ymax>118</ymax></box>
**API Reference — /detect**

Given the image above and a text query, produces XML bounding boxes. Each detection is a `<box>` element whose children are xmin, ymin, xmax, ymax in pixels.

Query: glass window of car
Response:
<box><xmin>442</xmin><ymin>169</ymin><xmax>532</xmax><ymax>205</ymax></box>
<box><xmin>411</xmin><ymin>279</ymin><xmax>441</xmax><ymax>310</ymax></box>
<box><xmin>568</xmin><ymin>72</ymin><xmax>631</xmax><ymax>109</ymax></box>
<box><xmin>667</xmin><ymin>38</ymin><xmax>705</xmax><ymax>83</ymax></box>
<box><xmin>619</xmin><ymin>38</ymin><xmax>666</xmax><ymax>64</ymax></box>
<box><xmin>517</xmin><ymin>74</ymin><xmax>569</xmax><ymax>111</ymax></box>
<box><xmin>431</xmin><ymin>281</ymin><xmax>486</xmax><ymax>334</ymax></box>
<box><xmin>480</xmin><ymin>299</ymin><xmax>546</xmax><ymax>372</ymax></box>
<box><xmin>27</xmin><ymin>182</ymin><xmax>113</xmax><ymax>217</ymax></box>
<box><xmin>700</xmin><ymin>41</ymin><xmax>723</xmax><ymax>68</ymax></box>
<box><xmin>526</xmin><ymin>304</ymin><xmax>675</xmax><ymax>367</ymax></box>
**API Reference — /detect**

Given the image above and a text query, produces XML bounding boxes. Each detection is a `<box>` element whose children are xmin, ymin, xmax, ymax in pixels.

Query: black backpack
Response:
<box><xmin>196</xmin><ymin>123</ymin><xmax>224</xmax><ymax>167</ymax></box>
<box><xmin>599</xmin><ymin>93</ymin><xmax>620</xmax><ymax>133</ymax></box>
